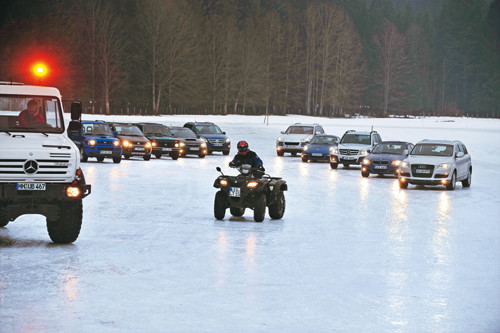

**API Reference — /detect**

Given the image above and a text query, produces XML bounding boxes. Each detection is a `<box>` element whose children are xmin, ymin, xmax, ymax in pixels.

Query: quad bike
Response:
<box><xmin>213</xmin><ymin>164</ymin><xmax>287</xmax><ymax>222</ymax></box>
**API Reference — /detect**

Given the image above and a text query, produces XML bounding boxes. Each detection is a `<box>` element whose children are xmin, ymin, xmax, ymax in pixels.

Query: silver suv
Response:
<box><xmin>330</xmin><ymin>130</ymin><xmax>382</xmax><ymax>169</ymax></box>
<box><xmin>397</xmin><ymin>139</ymin><xmax>472</xmax><ymax>190</ymax></box>
<box><xmin>276</xmin><ymin>123</ymin><xmax>325</xmax><ymax>156</ymax></box>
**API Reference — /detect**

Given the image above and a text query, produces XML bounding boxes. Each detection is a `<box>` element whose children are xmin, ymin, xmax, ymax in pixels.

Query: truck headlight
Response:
<box><xmin>67</xmin><ymin>186</ymin><xmax>81</xmax><ymax>198</ymax></box>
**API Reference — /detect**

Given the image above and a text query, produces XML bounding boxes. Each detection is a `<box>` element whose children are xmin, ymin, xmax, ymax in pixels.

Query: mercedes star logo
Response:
<box><xmin>24</xmin><ymin>160</ymin><xmax>38</xmax><ymax>174</ymax></box>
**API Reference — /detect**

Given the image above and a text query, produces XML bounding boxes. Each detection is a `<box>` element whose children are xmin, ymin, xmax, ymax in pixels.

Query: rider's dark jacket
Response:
<box><xmin>229</xmin><ymin>150</ymin><xmax>264</xmax><ymax>170</ymax></box>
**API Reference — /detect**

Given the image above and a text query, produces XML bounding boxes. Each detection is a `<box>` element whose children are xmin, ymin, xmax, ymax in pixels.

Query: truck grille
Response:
<box><xmin>339</xmin><ymin>149</ymin><xmax>359</xmax><ymax>155</ymax></box>
<box><xmin>0</xmin><ymin>158</ymin><xmax>71</xmax><ymax>176</ymax></box>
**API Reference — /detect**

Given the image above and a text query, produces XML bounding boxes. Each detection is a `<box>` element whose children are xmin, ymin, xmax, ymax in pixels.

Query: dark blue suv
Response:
<box><xmin>183</xmin><ymin>122</ymin><xmax>230</xmax><ymax>155</ymax></box>
<box><xmin>68</xmin><ymin>120</ymin><xmax>122</xmax><ymax>163</ymax></box>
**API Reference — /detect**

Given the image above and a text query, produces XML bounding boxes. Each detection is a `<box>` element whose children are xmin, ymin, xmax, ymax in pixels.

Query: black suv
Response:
<box><xmin>135</xmin><ymin>123</ymin><xmax>180</xmax><ymax>160</ymax></box>
<box><xmin>184</xmin><ymin>122</ymin><xmax>230</xmax><ymax>155</ymax></box>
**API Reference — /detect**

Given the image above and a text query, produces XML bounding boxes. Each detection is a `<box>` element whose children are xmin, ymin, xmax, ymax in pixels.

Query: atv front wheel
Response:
<box><xmin>214</xmin><ymin>191</ymin><xmax>227</xmax><ymax>220</ymax></box>
<box><xmin>254</xmin><ymin>194</ymin><xmax>266</xmax><ymax>222</ymax></box>
<box><xmin>230</xmin><ymin>207</ymin><xmax>245</xmax><ymax>217</ymax></box>
<box><xmin>269</xmin><ymin>191</ymin><xmax>285</xmax><ymax>219</ymax></box>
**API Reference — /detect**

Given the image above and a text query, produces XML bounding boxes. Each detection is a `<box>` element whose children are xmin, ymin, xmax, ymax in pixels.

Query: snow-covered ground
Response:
<box><xmin>1</xmin><ymin>114</ymin><xmax>499</xmax><ymax>333</ymax></box>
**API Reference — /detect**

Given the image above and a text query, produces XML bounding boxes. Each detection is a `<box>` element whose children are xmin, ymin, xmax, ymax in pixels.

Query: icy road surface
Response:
<box><xmin>1</xmin><ymin>115</ymin><xmax>500</xmax><ymax>333</ymax></box>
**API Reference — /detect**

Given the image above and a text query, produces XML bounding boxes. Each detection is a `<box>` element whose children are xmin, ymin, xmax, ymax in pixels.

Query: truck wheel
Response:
<box><xmin>155</xmin><ymin>154</ymin><xmax>162</xmax><ymax>159</ymax></box>
<box><xmin>462</xmin><ymin>168</ymin><xmax>472</xmax><ymax>187</ymax></box>
<box><xmin>253</xmin><ymin>194</ymin><xmax>266</xmax><ymax>222</ymax></box>
<box><xmin>0</xmin><ymin>204</ymin><xmax>9</xmax><ymax>227</ymax></box>
<box><xmin>230</xmin><ymin>207</ymin><xmax>245</xmax><ymax>217</ymax></box>
<box><xmin>80</xmin><ymin>147</ymin><xmax>88</xmax><ymax>162</ymax></box>
<box><xmin>143</xmin><ymin>154</ymin><xmax>151</xmax><ymax>161</ymax></box>
<box><xmin>446</xmin><ymin>171</ymin><xmax>456</xmax><ymax>190</ymax></box>
<box><xmin>269</xmin><ymin>191</ymin><xmax>285</xmax><ymax>219</ymax></box>
<box><xmin>46</xmin><ymin>201</ymin><xmax>82</xmax><ymax>243</ymax></box>
<box><xmin>113</xmin><ymin>156</ymin><xmax>121</xmax><ymax>163</ymax></box>
<box><xmin>170</xmin><ymin>152</ymin><xmax>179</xmax><ymax>160</ymax></box>
<box><xmin>330</xmin><ymin>163</ymin><xmax>338</xmax><ymax>169</ymax></box>
<box><xmin>96</xmin><ymin>156</ymin><xmax>105</xmax><ymax>162</ymax></box>
<box><xmin>214</xmin><ymin>191</ymin><xmax>227</xmax><ymax>220</ymax></box>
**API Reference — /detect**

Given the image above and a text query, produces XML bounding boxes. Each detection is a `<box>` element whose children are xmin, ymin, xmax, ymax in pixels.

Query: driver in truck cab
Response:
<box><xmin>17</xmin><ymin>99</ymin><xmax>45</xmax><ymax>127</ymax></box>
<box><xmin>229</xmin><ymin>140</ymin><xmax>265</xmax><ymax>175</ymax></box>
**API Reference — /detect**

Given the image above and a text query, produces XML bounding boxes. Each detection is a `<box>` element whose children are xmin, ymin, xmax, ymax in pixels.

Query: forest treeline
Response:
<box><xmin>0</xmin><ymin>0</ymin><xmax>499</xmax><ymax>117</ymax></box>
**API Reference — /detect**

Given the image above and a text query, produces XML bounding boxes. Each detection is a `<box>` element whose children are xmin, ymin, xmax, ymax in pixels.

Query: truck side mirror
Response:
<box><xmin>71</xmin><ymin>101</ymin><xmax>82</xmax><ymax>121</ymax></box>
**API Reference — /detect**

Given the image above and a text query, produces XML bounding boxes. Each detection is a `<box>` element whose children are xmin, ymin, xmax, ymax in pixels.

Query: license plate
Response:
<box><xmin>16</xmin><ymin>183</ymin><xmax>46</xmax><ymax>191</ymax></box>
<box><xmin>213</xmin><ymin>143</ymin><xmax>223</xmax><ymax>147</ymax></box>
<box><xmin>190</xmin><ymin>147</ymin><xmax>199</xmax><ymax>151</ymax></box>
<box><xmin>342</xmin><ymin>156</ymin><xmax>355</xmax><ymax>160</ymax></box>
<box><xmin>312</xmin><ymin>153</ymin><xmax>322</xmax><ymax>157</ymax></box>
<box><xmin>100</xmin><ymin>150</ymin><xmax>112</xmax><ymax>154</ymax></box>
<box><xmin>415</xmin><ymin>169</ymin><xmax>431</xmax><ymax>174</ymax></box>
<box><xmin>229</xmin><ymin>187</ymin><xmax>240</xmax><ymax>197</ymax></box>
<box><xmin>134</xmin><ymin>147</ymin><xmax>145</xmax><ymax>151</ymax></box>
<box><xmin>374</xmin><ymin>165</ymin><xmax>387</xmax><ymax>169</ymax></box>
<box><xmin>162</xmin><ymin>148</ymin><xmax>172</xmax><ymax>151</ymax></box>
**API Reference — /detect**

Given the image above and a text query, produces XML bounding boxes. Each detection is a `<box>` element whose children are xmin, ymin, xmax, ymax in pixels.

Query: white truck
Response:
<box><xmin>0</xmin><ymin>82</ymin><xmax>91</xmax><ymax>243</ymax></box>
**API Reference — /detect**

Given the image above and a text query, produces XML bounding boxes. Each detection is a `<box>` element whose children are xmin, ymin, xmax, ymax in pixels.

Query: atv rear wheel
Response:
<box><xmin>46</xmin><ymin>201</ymin><xmax>83</xmax><ymax>243</ymax></box>
<box><xmin>214</xmin><ymin>191</ymin><xmax>227</xmax><ymax>220</ymax></box>
<box><xmin>230</xmin><ymin>207</ymin><xmax>245</xmax><ymax>217</ymax></box>
<box><xmin>253</xmin><ymin>194</ymin><xmax>266</xmax><ymax>222</ymax></box>
<box><xmin>269</xmin><ymin>191</ymin><xmax>285</xmax><ymax>219</ymax></box>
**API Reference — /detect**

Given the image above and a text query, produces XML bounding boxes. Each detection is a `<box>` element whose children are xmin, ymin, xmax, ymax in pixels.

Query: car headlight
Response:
<box><xmin>330</xmin><ymin>147</ymin><xmax>339</xmax><ymax>154</ymax></box>
<box><xmin>201</xmin><ymin>143</ymin><xmax>207</xmax><ymax>148</ymax></box>
<box><xmin>122</xmin><ymin>140</ymin><xmax>132</xmax><ymax>148</ymax></box>
<box><xmin>400</xmin><ymin>161</ymin><xmax>409</xmax><ymax>168</ymax></box>
<box><xmin>360</xmin><ymin>150</ymin><xmax>369</xmax><ymax>155</ymax></box>
<box><xmin>437</xmin><ymin>163</ymin><xmax>451</xmax><ymax>169</ymax></box>
<box><xmin>303</xmin><ymin>146</ymin><xmax>309</xmax><ymax>151</ymax></box>
<box><xmin>391</xmin><ymin>160</ymin><xmax>401</xmax><ymax>166</ymax></box>
<box><xmin>151</xmin><ymin>141</ymin><xmax>157</xmax><ymax>147</ymax></box>
<box><xmin>145</xmin><ymin>142</ymin><xmax>152</xmax><ymax>149</ymax></box>
<box><xmin>113</xmin><ymin>140</ymin><xmax>120</xmax><ymax>147</ymax></box>
<box><xmin>226</xmin><ymin>138</ymin><xmax>230</xmax><ymax>143</ymax></box>
<box><xmin>179</xmin><ymin>142</ymin><xmax>185</xmax><ymax>147</ymax></box>
<box><xmin>88</xmin><ymin>139</ymin><xmax>96</xmax><ymax>146</ymax></box>
<box><xmin>277</xmin><ymin>137</ymin><xmax>283</xmax><ymax>142</ymax></box>
<box><xmin>362</xmin><ymin>158</ymin><xmax>370</xmax><ymax>165</ymax></box>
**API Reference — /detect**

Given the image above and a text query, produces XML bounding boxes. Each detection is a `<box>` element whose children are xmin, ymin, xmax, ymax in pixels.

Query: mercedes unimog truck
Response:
<box><xmin>0</xmin><ymin>82</ymin><xmax>91</xmax><ymax>243</ymax></box>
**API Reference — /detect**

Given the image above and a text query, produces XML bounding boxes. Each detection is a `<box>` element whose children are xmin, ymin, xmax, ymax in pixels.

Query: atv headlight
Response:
<box><xmin>247</xmin><ymin>181</ymin><xmax>259</xmax><ymax>188</ymax></box>
<box><xmin>88</xmin><ymin>139</ymin><xmax>96</xmax><ymax>146</ymax></box>
<box><xmin>220</xmin><ymin>179</ymin><xmax>228</xmax><ymax>186</ymax></box>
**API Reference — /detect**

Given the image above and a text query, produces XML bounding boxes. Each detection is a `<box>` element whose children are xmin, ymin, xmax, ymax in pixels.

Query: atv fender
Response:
<box><xmin>269</xmin><ymin>179</ymin><xmax>287</xmax><ymax>203</ymax></box>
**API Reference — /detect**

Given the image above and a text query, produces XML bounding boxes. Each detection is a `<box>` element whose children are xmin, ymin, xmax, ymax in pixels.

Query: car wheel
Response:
<box><xmin>253</xmin><ymin>194</ymin><xmax>266</xmax><ymax>222</ymax></box>
<box><xmin>462</xmin><ymin>168</ymin><xmax>472</xmax><ymax>187</ymax></box>
<box><xmin>214</xmin><ymin>191</ymin><xmax>227</xmax><ymax>220</ymax></box>
<box><xmin>143</xmin><ymin>154</ymin><xmax>151</xmax><ymax>161</ymax></box>
<box><xmin>361</xmin><ymin>171</ymin><xmax>369</xmax><ymax>177</ymax></box>
<box><xmin>198</xmin><ymin>154</ymin><xmax>206</xmax><ymax>158</ymax></box>
<box><xmin>446</xmin><ymin>171</ymin><xmax>456</xmax><ymax>190</ymax></box>
<box><xmin>269</xmin><ymin>191</ymin><xmax>285</xmax><ymax>219</ymax></box>
<box><xmin>155</xmin><ymin>154</ymin><xmax>162</xmax><ymax>159</ymax></box>
<box><xmin>330</xmin><ymin>163</ymin><xmax>338</xmax><ymax>169</ymax></box>
<box><xmin>223</xmin><ymin>150</ymin><xmax>230</xmax><ymax>155</ymax></box>
<box><xmin>46</xmin><ymin>201</ymin><xmax>82</xmax><ymax>243</ymax></box>
<box><xmin>170</xmin><ymin>152</ymin><xmax>179</xmax><ymax>160</ymax></box>
<box><xmin>342</xmin><ymin>163</ymin><xmax>349</xmax><ymax>168</ymax></box>
<box><xmin>96</xmin><ymin>156</ymin><xmax>105</xmax><ymax>162</ymax></box>
<box><xmin>277</xmin><ymin>150</ymin><xmax>284</xmax><ymax>157</ymax></box>
<box><xmin>124</xmin><ymin>154</ymin><xmax>131</xmax><ymax>160</ymax></box>
<box><xmin>112</xmin><ymin>156</ymin><xmax>121</xmax><ymax>164</ymax></box>
<box><xmin>80</xmin><ymin>146</ymin><xmax>88</xmax><ymax>162</ymax></box>
<box><xmin>291</xmin><ymin>152</ymin><xmax>297</xmax><ymax>156</ymax></box>
<box><xmin>230</xmin><ymin>207</ymin><xmax>245</xmax><ymax>217</ymax></box>
<box><xmin>301</xmin><ymin>155</ymin><xmax>308</xmax><ymax>163</ymax></box>
<box><xmin>398</xmin><ymin>179</ymin><xmax>408</xmax><ymax>189</ymax></box>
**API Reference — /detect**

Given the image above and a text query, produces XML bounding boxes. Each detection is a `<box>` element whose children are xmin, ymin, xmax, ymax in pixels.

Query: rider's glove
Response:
<box><xmin>229</xmin><ymin>161</ymin><xmax>235</xmax><ymax>167</ymax></box>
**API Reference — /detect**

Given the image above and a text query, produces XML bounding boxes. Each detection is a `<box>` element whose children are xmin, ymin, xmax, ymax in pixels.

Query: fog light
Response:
<box><xmin>67</xmin><ymin>186</ymin><xmax>81</xmax><ymax>198</ymax></box>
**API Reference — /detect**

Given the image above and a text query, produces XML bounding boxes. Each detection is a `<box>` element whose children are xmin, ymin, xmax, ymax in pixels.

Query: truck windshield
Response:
<box><xmin>0</xmin><ymin>95</ymin><xmax>64</xmax><ymax>133</ymax></box>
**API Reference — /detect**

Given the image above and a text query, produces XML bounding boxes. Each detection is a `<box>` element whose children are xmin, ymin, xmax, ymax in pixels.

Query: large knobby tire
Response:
<box><xmin>214</xmin><ymin>191</ymin><xmax>227</xmax><ymax>220</ymax></box>
<box><xmin>253</xmin><ymin>194</ymin><xmax>266</xmax><ymax>222</ymax></box>
<box><xmin>268</xmin><ymin>191</ymin><xmax>285</xmax><ymax>219</ymax></box>
<box><xmin>462</xmin><ymin>168</ymin><xmax>472</xmax><ymax>187</ymax></box>
<box><xmin>113</xmin><ymin>156</ymin><xmax>122</xmax><ymax>164</ymax></box>
<box><xmin>398</xmin><ymin>179</ymin><xmax>408</xmax><ymax>189</ymax></box>
<box><xmin>446</xmin><ymin>171</ymin><xmax>456</xmax><ymax>191</ymax></box>
<box><xmin>0</xmin><ymin>203</ymin><xmax>9</xmax><ymax>227</ymax></box>
<box><xmin>46</xmin><ymin>201</ymin><xmax>83</xmax><ymax>243</ymax></box>
<box><xmin>230</xmin><ymin>207</ymin><xmax>245</xmax><ymax>217</ymax></box>
<box><xmin>80</xmin><ymin>146</ymin><xmax>88</xmax><ymax>162</ymax></box>
<box><xmin>330</xmin><ymin>163</ymin><xmax>338</xmax><ymax>169</ymax></box>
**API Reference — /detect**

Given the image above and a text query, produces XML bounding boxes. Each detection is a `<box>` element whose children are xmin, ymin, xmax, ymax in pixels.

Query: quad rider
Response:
<box><xmin>229</xmin><ymin>140</ymin><xmax>265</xmax><ymax>176</ymax></box>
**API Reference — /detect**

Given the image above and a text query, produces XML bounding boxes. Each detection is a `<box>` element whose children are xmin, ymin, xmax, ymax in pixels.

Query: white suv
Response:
<box><xmin>276</xmin><ymin>123</ymin><xmax>325</xmax><ymax>156</ymax></box>
<box><xmin>398</xmin><ymin>139</ymin><xmax>472</xmax><ymax>190</ymax></box>
<box><xmin>330</xmin><ymin>130</ymin><xmax>382</xmax><ymax>169</ymax></box>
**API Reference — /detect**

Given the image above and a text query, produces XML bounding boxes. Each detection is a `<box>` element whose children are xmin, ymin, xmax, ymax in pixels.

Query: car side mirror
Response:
<box><xmin>113</xmin><ymin>131</ymin><xmax>118</xmax><ymax>137</ymax></box>
<box><xmin>222</xmin><ymin>132</ymin><xmax>226</xmax><ymax>134</ymax></box>
<box><xmin>456</xmin><ymin>151</ymin><xmax>465</xmax><ymax>158</ymax></box>
<box><xmin>280</xmin><ymin>131</ymin><xmax>285</xmax><ymax>134</ymax></box>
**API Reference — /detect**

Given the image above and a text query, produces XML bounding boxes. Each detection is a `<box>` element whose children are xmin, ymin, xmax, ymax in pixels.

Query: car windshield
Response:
<box><xmin>143</xmin><ymin>124</ymin><xmax>170</xmax><ymax>136</ymax></box>
<box><xmin>0</xmin><ymin>95</ymin><xmax>64</xmax><ymax>133</ymax></box>
<box><xmin>372</xmin><ymin>143</ymin><xmax>406</xmax><ymax>154</ymax></box>
<box><xmin>195</xmin><ymin>124</ymin><xmax>222</xmax><ymax>134</ymax></box>
<box><xmin>341</xmin><ymin>133</ymin><xmax>370</xmax><ymax>145</ymax></box>
<box><xmin>310</xmin><ymin>136</ymin><xmax>338</xmax><ymax>144</ymax></box>
<box><xmin>170</xmin><ymin>127</ymin><xmax>197</xmax><ymax>139</ymax></box>
<box><xmin>113</xmin><ymin>124</ymin><xmax>144</xmax><ymax>136</ymax></box>
<box><xmin>82</xmin><ymin>123</ymin><xmax>113</xmax><ymax>136</ymax></box>
<box><xmin>286</xmin><ymin>126</ymin><xmax>314</xmax><ymax>135</ymax></box>
<box><xmin>411</xmin><ymin>144</ymin><xmax>453</xmax><ymax>157</ymax></box>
